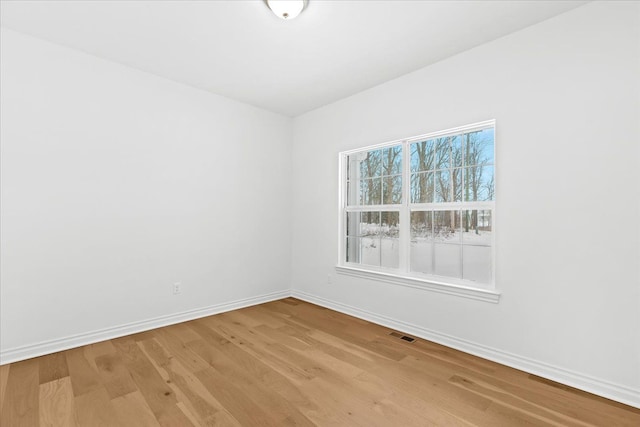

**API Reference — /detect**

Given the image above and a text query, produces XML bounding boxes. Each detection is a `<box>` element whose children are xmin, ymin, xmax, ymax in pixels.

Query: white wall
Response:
<box><xmin>291</xmin><ymin>1</ymin><xmax>640</xmax><ymax>406</ymax></box>
<box><xmin>0</xmin><ymin>28</ymin><xmax>292</xmax><ymax>361</ymax></box>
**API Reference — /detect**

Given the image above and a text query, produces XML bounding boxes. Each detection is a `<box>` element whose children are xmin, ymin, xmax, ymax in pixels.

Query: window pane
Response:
<box><xmin>411</xmin><ymin>211</ymin><xmax>433</xmax><ymax>238</ymax></box>
<box><xmin>410</xmin><ymin>140</ymin><xmax>436</xmax><ymax>172</ymax></box>
<box><xmin>382</xmin><ymin>175</ymin><xmax>402</xmax><ymax>204</ymax></box>
<box><xmin>452</xmin><ymin>168</ymin><xmax>463</xmax><ymax>201</ymax></box>
<box><xmin>361</xmin><ymin>236</ymin><xmax>381</xmax><ymax>267</ymax></box>
<box><xmin>359</xmin><ymin>179</ymin><xmax>367</xmax><ymax>205</ymax></box>
<box><xmin>435</xmin><ymin>170</ymin><xmax>450</xmax><ymax>202</ymax></box>
<box><xmin>435</xmin><ymin>169</ymin><xmax>462</xmax><ymax>202</ymax></box>
<box><xmin>451</xmin><ymin>135</ymin><xmax>463</xmax><ymax>168</ymax></box>
<box><xmin>383</xmin><ymin>210</ymin><xmax>400</xmax><ymax>268</ymax></box>
<box><xmin>381</xmin><ymin>211</ymin><xmax>400</xmax><ymax>238</ymax></box>
<box><xmin>464</xmin><ymin>128</ymin><xmax>494</xmax><ymax>167</ymax></box>
<box><xmin>410</xmin><ymin>211</ymin><xmax>433</xmax><ymax>274</ymax></box>
<box><xmin>463</xmin><ymin>245</ymin><xmax>492</xmax><ymax>283</ymax></box>
<box><xmin>382</xmin><ymin>146</ymin><xmax>402</xmax><ymax>175</ymax></box>
<box><xmin>347</xmin><ymin>146</ymin><xmax>401</xmax><ymax>206</ymax></box>
<box><xmin>464</xmin><ymin>165</ymin><xmax>494</xmax><ymax>201</ymax></box>
<box><xmin>435</xmin><ymin>135</ymin><xmax>463</xmax><ymax>170</ymax></box>
<box><xmin>346</xmin><ymin>211</ymin><xmax>388</xmax><ymax>266</ymax></box>
<box><xmin>359</xmin><ymin>211</ymin><xmax>380</xmax><ymax>236</ymax></box>
<box><xmin>360</xmin><ymin>149</ymin><xmax>382</xmax><ymax>178</ymax></box>
<box><xmin>462</xmin><ymin>210</ymin><xmax>492</xmax><ymax>245</ymax></box>
<box><xmin>434</xmin><ymin>244</ymin><xmax>461</xmax><ymax>278</ymax></box>
<box><xmin>410</xmin><ymin>240</ymin><xmax>433</xmax><ymax>274</ymax></box>
<box><xmin>434</xmin><ymin>210</ymin><xmax>461</xmax><ymax>243</ymax></box>
<box><xmin>381</xmin><ymin>238</ymin><xmax>399</xmax><ymax>269</ymax></box>
<box><xmin>411</xmin><ymin>172</ymin><xmax>434</xmax><ymax>203</ymax></box>
<box><xmin>360</xmin><ymin>178</ymin><xmax>382</xmax><ymax>205</ymax></box>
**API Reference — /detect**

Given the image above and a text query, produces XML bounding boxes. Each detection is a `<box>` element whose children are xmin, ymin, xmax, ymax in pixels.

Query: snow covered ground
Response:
<box><xmin>349</xmin><ymin>229</ymin><xmax>491</xmax><ymax>283</ymax></box>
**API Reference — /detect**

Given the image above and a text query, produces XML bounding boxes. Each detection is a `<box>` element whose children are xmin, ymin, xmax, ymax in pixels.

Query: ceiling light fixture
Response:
<box><xmin>265</xmin><ymin>0</ymin><xmax>308</xmax><ymax>20</ymax></box>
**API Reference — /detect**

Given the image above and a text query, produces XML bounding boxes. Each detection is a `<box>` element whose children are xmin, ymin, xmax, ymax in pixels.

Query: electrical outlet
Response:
<box><xmin>172</xmin><ymin>282</ymin><xmax>182</xmax><ymax>295</ymax></box>
<box><xmin>327</xmin><ymin>274</ymin><xmax>332</xmax><ymax>284</ymax></box>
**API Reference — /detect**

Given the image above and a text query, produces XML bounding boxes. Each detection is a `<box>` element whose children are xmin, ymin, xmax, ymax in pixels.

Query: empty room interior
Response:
<box><xmin>1</xmin><ymin>0</ymin><xmax>639</xmax><ymax>425</ymax></box>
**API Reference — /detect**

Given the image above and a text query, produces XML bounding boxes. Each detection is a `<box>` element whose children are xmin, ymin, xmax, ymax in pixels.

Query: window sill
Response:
<box><xmin>335</xmin><ymin>265</ymin><xmax>501</xmax><ymax>303</ymax></box>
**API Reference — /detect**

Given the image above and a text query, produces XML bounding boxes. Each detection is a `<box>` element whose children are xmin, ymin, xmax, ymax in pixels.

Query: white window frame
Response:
<box><xmin>337</xmin><ymin>120</ymin><xmax>500</xmax><ymax>303</ymax></box>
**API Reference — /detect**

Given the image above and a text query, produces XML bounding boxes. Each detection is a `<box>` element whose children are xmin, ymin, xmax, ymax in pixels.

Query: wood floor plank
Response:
<box><xmin>483</xmin><ymin>400</ymin><xmax>558</xmax><ymax>427</ymax></box>
<box><xmin>187</xmin><ymin>321</ymin><xmax>316</xmax><ymax>426</ymax></box>
<box><xmin>270</xmin><ymin>304</ymin><xmax>408</xmax><ymax>362</ymax></box>
<box><xmin>195</xmin><ymin>317</ymin><xmax>324</xmax><ymax>381</ymax></box>
<box><xmin>163</xmin><ymin>322</ymin><xmax>203</xmax><ymax>344</ymax></box>
<box><xmin>325</xmin><ymin>344</ymin><xmax>493</xmax><ymax>423</ymax></box>
<box><xmin>111</xmin><ymin>336</ymin><xmax>196</xmax><ymax>427</ymax></box>
<box><xmin>175</xmin><ymin>401</ymin><xmax>202</xmax><ymax>427</ymax></box>
<box><xmin>400</xmin><ymin>350</ymin><xmax>633</xmax><ymax>426</ymax></box>
<box><xmin>352</xmin><ymin>370</ymin><xmax>474</xmax><ymax>426</ymax></box>
<box><xmin>0</xmin><ymin>358</ymin><xmax>39</xmax><ymax>427</ymax></box>
<box><xmin>39</xmin><ymin>377</ymin><xmax>77</xmax><ymax>427</ymax></box>
<box><xmin>84</xmin><ymin>340</ymin><xmax>117</xmax><ymax>359</ymax></box>
<box><xmin>94</xmin><ymin>352</ymin><xmax>138</xmax><ymax>399</ymax></box>
<box><xmin>38</xmin><ymin>352</ymin><xmax>70</xmax><ymax>385</ymax></box>
<box><xmin>297</xmin><ymin>375</ymin><xmax>429</xmax><ymax>427</ymax></box>
<box><xmin>240</xmin><ymin>305</ymin><xmax>289</xmax><ymax>329</ymax></box>
<box><xmin>73</xmin><ymin>387</ymin><xmax>120</xmax><ymax>427</ymax></box>
<box><xmin>186</xmin><ymin>334</ymin><xmax>324</xmax><ymax>422</ymax></box>
<box><xmin>151</xmin><ymin>326</ymin><xmax>211</xmax><ymax>373</ymax></box>
<box><xmin>246</xmin><ymin>322</ymin><xmax>366</xmax><ymax>383</ymax></box>
<box><xmin>195</xmin><ymin>366</ymin><xmax>282</xmax><ymax>426</ymax></box>
<box><xmin>65</xmin><ymin>347</ymin><xmax>103</xmax><ymax>397</ymax></box>
<box><xmin>0</xmin><ymin>363</ymin><xmax>10</xmax><ymax>414</ymax></box>
<box><xmin>2</xmin><ymin>298</ymin><xmax>639</xmax><ymax>426</ymax></box>
<box><xmin>448</xmin><ymin>374</ymin><xmax>589</xmax><ymax>427</ymax></box>
<box><xmin>111</xmin><ymin>391</ymin><xmax>161</xmax><ymax>427</ymax></box>
<box><xmin>83</xmin><ymin>341</ymin><xmax>117</xmax><ymax>373</ymax></box>
<box><xmin>137</xmin><ymin>337</ymin><xmax>242</xmax><ymax>427</ymax></box>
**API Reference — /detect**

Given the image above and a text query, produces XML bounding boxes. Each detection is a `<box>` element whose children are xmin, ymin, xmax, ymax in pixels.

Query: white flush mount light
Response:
<box><xmin>265</xmin><ymin>0</ymin><xmax>308</xmax><ymax>20</ymax></box>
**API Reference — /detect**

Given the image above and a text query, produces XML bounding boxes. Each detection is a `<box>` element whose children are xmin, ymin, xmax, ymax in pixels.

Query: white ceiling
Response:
<box><xmin>1</xmin><ymin>0</ymin><xmax>587</xmax><ymax>117</ymax></box>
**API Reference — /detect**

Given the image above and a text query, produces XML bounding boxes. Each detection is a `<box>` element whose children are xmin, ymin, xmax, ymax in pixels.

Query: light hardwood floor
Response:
<box><xmin>1</xmin><ymin>298</ymin><xmax>639</xmax><ymax>426</ymax></box>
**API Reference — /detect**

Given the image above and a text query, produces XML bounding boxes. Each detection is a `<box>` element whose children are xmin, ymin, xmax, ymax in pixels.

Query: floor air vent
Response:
<box><xmin>389</xmin><ymin>331</ymin><xmax>416</xmax><ymax>343</ymax></box>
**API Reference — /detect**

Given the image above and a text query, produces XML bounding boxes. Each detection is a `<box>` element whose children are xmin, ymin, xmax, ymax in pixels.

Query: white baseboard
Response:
<box><xmin>291</xmin><ymin>289</ymin><xmax>640</xmax><ymax>409</ymax></box>
<box><xmin>0</xmin><ymin>289</ymin><xmax>289</xmax><ymax>365</ymax></box>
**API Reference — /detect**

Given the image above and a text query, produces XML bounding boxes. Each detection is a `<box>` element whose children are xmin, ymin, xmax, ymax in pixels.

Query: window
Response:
<box><xmin>338</xmin><ymin>121</ymin><xmax>498</xmax><ymax>300</ymax></box>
